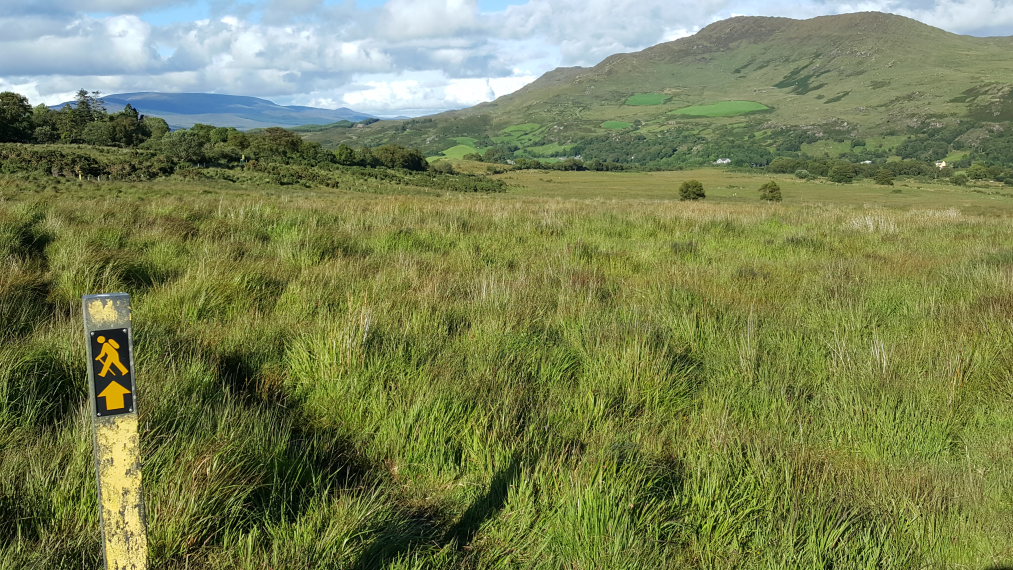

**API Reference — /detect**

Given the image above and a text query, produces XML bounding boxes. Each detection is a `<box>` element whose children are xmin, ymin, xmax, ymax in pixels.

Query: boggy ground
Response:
<box><xmin>1</xmin><ymin>171</ymin><xmax>1012</xmax><ymax>568</ymax></box>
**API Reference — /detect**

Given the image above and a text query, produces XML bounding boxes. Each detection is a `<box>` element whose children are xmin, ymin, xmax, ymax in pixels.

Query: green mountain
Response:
<box><xmin>305</xmin><ymin>12</ymin><xmax>1013</xmax><ymax>167</ymax></box>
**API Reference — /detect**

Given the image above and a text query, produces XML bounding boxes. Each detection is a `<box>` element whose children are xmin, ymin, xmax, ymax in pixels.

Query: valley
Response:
<box><xmin>2</xmin><ymin>9</ymin><xmax>1013</xmax><ymax>569</ymax></box>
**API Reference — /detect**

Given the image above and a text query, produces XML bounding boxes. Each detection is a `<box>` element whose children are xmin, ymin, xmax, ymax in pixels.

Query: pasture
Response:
<box><xmin>2</xmin><ymin>169</ymin><xmax>1012</xmax><ymax>568</ymax></box>
<box><xmin>624</xmin><ymin>94</ymin><xmax>670</xmax><ymax>106</ymax></box>
<box><xmin>435</xmin><ymin>144</ymin><xmax>480</xmax><ymax>160</ymax></box>
<box><xmin>493</xmin><ymin>124</ymin><xmax>545</xmax><ymax>147</ymax></box>
<box><xmin>671</xmin><ymin>100</ymin><xmax>772</xmax><ymax>117</ymax></box>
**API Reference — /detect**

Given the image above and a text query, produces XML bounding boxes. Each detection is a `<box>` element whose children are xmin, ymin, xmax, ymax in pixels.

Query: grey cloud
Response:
<box><xmin>489</xmin><ymin>0</ymin><xmax>732</xmax><ymax>65</ymax></box>
<box><xmin>0</xmin><ymin>0</ymin><xmax>182</xmax><ymax>15</ymax></box>
<box><xmin>382</xmin><ymin>45</ymin><xmax>512</xmax><ymax>78</ymax></box>
<box><xmin>0</xmin><ymin>15</ymin><xmax>161</xmax><ymax>75</ymax></box>
<box><xmin>0</xmin><ymin>14</ymin><xmax>77</xmax><ymax>40</ymax></box>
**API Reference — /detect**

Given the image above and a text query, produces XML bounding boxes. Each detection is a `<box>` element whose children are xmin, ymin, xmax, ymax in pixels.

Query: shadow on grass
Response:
<box><xmin>2</xmin><ymin>345</ymin><xmax>84</xmax><ymax>429</ymax></box>
<box><xmin>10</xmin><ymin>212</ymin><xmax>53</xmax><ymax>260</ymax></box>
<box><xmin>139</xmin><ymin>335</ymin><xmax>382</xmax><ymax>567</ymax></box>
<box><xmin>349</xmin><ymin>455</ymin><xmax>524</xmax><ymax>570</ymax></box>
<box><xmin>444</xmin><ymin>455</ymin><xmax>523</xmax><ymax>547</ymax></box>
<box><xmin>348</xmin><ymin>507</ymin><xmax>446</xmax><ymax>570</ymax></box>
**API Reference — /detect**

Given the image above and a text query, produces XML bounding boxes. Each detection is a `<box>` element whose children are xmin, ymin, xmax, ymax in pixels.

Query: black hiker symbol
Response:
<box><xmin>95</xmin><ymin>336</ymin><xmax>129</xmax><ymax>377</ymax></box>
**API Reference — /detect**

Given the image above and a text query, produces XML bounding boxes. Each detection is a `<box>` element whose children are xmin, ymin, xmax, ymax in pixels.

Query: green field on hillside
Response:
<box><xmin>3</xmin><ymin>170</ymin><xmax>1013</xmax><ymax>568</ymax></box>
<box><xmin>625</xmin><ymin>93</ymin><xmax>670</xmax><ymax>106</ymax></box>
<box><xmin>523</xmin><ymin>142</ymin><xmax>573</xmax><ymax>157</ymax></box>
<box><xmin>437</xmin><ymin>144</ymin><xmax>480</xmax><ymax>160</ymax></box>
<box><xmin>487</xmin><ymin>124</ymin><xmax>545</xmax><ymax>149</ymax></box>
<box><xmin>671</xmin><ymin>100</ymin><xmax>772</xmax><ymax>117</ymax></box>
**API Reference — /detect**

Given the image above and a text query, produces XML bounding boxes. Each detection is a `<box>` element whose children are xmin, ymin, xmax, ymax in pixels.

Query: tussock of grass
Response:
<box><xmin>1</xmin><ymin>174</ymin><xmax>1012</xmax><ymax>567</ymax></box>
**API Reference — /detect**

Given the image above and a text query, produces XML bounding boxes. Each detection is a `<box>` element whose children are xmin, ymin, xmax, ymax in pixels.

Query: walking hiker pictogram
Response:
<box><xmin>95</xmin><ymin>335</ymin><xmax>129</xmax><ymax>377</ymax></box>
<box><xmin>89</xmin><ymin>328</ymin><xmax>135</xmax><ymax>417</ymax></box>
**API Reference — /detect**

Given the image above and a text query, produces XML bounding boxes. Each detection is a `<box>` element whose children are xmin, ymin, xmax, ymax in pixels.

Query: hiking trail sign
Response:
<box><xmin>83</xmin><ymin>293</ymin><xmax>148</xmax><ymax>570</ymax></box>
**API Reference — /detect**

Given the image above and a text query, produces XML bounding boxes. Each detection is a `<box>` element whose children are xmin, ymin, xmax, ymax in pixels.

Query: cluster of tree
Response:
<box><xmin>153</xmin><ymin>126</ymin><xmax>430</xmax><ymax>172</ymax></box>
<box><xmin>1</xmin><ymin>90</ymin><xmax>169</xmax><ymax>146</ymax></box>
<box><xmin>572</xmin><ymin>131</ymin><xmax>702</xmax><ymax>165</ymax></box>
<box><xmin>975</xmin><ymin>130</ymin><xmax>1013</xmax><ymax>167</ymax></box>
<box><xmin>333</xmin><ymin>143</ymin><xmax>428</xmax><ymax>171</ymax></box>
<box><xmin>0</xmin><ymin>88</ymin><xmax>442</xmax><ymax>182</ymax></box>
<box><xmin>566</xmin><ymin>130</ymin><xmax>779</xmax><ymax>169</ymax></box>
<box><xmin>893</xmin><ymin>122</ymin><xmax>971</xmax><ymax>162</ymax></box>
<box><xmin>158</xmin><ymin>125</ymin><xmax>335</xmax><ymax>167</ymax></box>
<box><xmin>769</xmin><ymin>154</ymin><xmax>1013</xmax><ymax>186</ymax></box>
<box><xmin>463</xmin><ymin>145</ymin><xmax>517</xmax><ymax>163</ymax></box>
<box><xmin>697</xmin><ymin>139</ymin><xmax>773</xmax><ymax>167</ymax></box>
<box><xmin>676</xmin><ymin>179</ymin><xmax>781</xmax><ymax>202</ymax></box>
<box><xmin>516</xmin><ymin>157</ymin><xmax>628</xmax><ymax>172</ymax></box>
<box><xmin>768</xmin><ymin>157</ymin><xmax>938</xmax><ymax>183</ymax></box>
<box><xmin>769</xmin><ymin>128</ymin><xmax>822</xmax><ymax>152</ymax></box>
<box><xmin>460</xmin><ymin>151</ymin><xmax>626</xmax><ymax>172</ymax></box>
<box><xmin>895</xmin><ymin>137</ymin><xmax>953</xmax><ymax>162</ymax></box>
<box><xmin>958</xmin><ymin>162</ymin><xmax>1013</xmax><ymax>185</ymax></box>
<box><xmin>885</xmin><ymin>120</ymin><xmax>1013</xmax><ymax>172</ymax></box>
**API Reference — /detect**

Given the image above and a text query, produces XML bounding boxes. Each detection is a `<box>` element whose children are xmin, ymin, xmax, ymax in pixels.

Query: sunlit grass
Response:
<box><xmin>1</xmin><ymin>172</ymin><xmax>1012</xmax><ymax>568</ymax></box>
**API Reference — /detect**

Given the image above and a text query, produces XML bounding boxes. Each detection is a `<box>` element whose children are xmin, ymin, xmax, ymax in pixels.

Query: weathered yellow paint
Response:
<box><xmin>85</xmin><ymin>293</ymin><xmax>147</xmax><ymax>570</ymax></box>
<box><xmin>88</xmin><ymin>298</ymin><xmax>122</xmax><ymax>326</ymax></box>
<box><xmin>95</xmin><ymin>413</ymin><xmax>148</xmax><ymax>570</ymax></box>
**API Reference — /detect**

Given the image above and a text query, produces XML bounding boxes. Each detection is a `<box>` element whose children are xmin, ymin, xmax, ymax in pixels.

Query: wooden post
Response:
<box><xmin>83</xmin><ymin>293</ymin><xmax>148</xmax><ymax>570</ymax></box>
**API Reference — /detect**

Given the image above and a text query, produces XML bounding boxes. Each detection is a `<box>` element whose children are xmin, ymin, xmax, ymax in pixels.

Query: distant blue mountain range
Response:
<box><xmin>54</xmin><ymin>92</ymin><xmax>375</xmax><ymax>130</ymax></box>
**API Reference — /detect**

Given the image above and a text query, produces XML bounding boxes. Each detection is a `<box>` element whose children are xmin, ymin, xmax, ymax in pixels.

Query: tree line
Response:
<box><xmin>0</xmin><ymin>89</ymin><xmax>431</xmax><ymax>175</ymax></box>
<box><xmin>1</xmin><ymin>90</ymin><xmax>167</xmax><ymax>147</ymax></box>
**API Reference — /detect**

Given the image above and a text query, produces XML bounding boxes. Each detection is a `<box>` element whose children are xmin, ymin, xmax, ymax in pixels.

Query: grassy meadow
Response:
<box><xmin>669</xmin><ymin>101</ymin><xmax>771</xmax><ymax>118</ymax></box>
<box><xmin>2</xmin><ymin>169</ymin><xmax>1013</xmax><ymax>568</ymax></box>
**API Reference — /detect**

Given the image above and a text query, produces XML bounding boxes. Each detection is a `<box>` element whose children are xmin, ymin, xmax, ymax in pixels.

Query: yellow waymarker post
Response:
<box><xmin>83</xmin><ymin>293</ymin><xmax>148</xmax><ymax>570</ymax></box>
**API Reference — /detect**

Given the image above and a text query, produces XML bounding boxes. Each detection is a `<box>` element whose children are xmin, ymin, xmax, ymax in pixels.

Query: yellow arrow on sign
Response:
<box><xmin>98</xmin><ymin>381</ymin><xmax>131</xmax><ymax>411</ymax></box>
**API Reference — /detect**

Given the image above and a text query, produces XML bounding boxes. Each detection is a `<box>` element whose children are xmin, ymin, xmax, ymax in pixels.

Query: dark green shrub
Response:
<box><xmin>828</xmin><ymin>164</ymin><xmax>856</xmax><ymax>183</ymax></box>
<box><xmin>873</xmin><ymin>168</ymin><xmax>895</xmax><ymax>186</ymax></box>
<box><xmin>759</xmin><ymin>181</ymin><xmax>782</xmax><ymax>201</ymax></box>
<box><xmin>679</xmin><ymin>179</ymin><xmax>705</xmax><ymax>200</ymax></box>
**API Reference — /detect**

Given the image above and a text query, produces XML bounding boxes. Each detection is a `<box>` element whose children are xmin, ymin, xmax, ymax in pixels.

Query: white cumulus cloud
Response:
<box><xmin>2</xmin><ymin>0</ymin><xmax>1013</xmax><ymax>115</ymax></box>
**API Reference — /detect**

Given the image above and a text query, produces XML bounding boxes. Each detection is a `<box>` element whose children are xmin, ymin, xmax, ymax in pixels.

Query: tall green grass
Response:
<box><xmin>1</xmin><ymin>174</ymin><xmax>1011</xmax><ymax>567</ymax></box>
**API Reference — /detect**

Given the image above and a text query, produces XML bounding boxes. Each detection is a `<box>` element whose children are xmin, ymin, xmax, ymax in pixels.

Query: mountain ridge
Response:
<box><xmin>54</xmin><ymin>92</ymin><xmax>375</xmax><ymax>130</ymax></box>
<box><xmin>303</xmin><ymin>11</ymin><xmax>1013</xmax><ymax>168</ymax></box>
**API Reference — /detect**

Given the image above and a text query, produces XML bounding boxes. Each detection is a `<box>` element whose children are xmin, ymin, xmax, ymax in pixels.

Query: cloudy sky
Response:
<box><xmin>1</xmin><ymin>0</ymin><xmax>1012</xmax><ymax>117</ymax></box>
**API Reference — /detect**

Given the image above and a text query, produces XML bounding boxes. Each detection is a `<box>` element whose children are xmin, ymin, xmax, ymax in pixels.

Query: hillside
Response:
<box><xmin>55</xmin><ymin>92</ymin><xmax>375</xmax><ymax>130</ymax></box>
<box><xmin>304</xmin><ymin>12</ymin><xmax>1013</xmax><ymax>167</ymax></box>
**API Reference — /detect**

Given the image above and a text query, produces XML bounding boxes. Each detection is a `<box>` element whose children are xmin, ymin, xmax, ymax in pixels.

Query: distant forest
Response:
<box><xmin>0</xmin><ymin>90</ymin><xmax>431</xmax><ymax>174</ymax></box>
<box><xmin>0</xmin><ymin>89</ymin><xmax>521</xmax><ymax>193</ymax></box>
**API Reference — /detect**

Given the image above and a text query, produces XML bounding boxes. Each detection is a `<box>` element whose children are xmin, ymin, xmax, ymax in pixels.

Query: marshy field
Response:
<box><xmin>2</xmin><ymin>169</ymin><xmax>1012</xmax><ymax>568</ymax></box>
